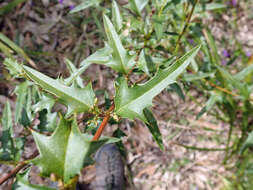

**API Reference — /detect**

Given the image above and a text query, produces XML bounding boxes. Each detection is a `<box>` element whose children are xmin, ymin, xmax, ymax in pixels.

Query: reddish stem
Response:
<box><xmin>0</xmin><ymin>151</ymin><xmax>38</xmax><ymax>185</ymax></box>
<box><xmin>0</xmin><ymin>162</ymin><xmax>26</xmax><ymax>185</ymax></box>
<box><xmin>92</xmin><ymin>103</ymin><xmax>115</xmax><ymax>141</ymax></box>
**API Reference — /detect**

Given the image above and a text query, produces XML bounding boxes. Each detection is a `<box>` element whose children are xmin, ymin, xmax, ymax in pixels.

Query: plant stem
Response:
<box><xmin>175</xmin><ymin>142</ymin><xmax>228</xmax><ymax>151</ymax></box>
<box><xmin>92</xmin><ymin>103</ymin><xmax>115</xmax><ymax>141</ymax></box>
<box><xmin>0</xmin><ymin>151</ymin><xmax>38</xmax><ymax>185</ymax></box>
<box><xmin>0</xmin><ymin>162</ymin><xmax>26</xmax><ymax>185</ymax></box>
<box><xmin>223</xmin><ymin>121</ymin><xmax>234</xmax><ymax>164</ymax></box>
<box><xmin>174</xmin><ymin>0</ymin><xmax>199</xmax><ymax>54</ymax></box>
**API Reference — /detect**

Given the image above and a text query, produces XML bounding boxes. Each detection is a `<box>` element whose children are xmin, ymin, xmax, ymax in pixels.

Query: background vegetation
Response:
<box><xmin>0</xmin><ymin>0</ymin><xmax>253</xmax><ymax>189</ymax></box>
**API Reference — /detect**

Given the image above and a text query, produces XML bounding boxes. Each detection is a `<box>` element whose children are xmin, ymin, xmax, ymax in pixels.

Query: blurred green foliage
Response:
<box><xmin>0</xmin><ymin>0</ymin><xmax>253</xmax><ymax>189</ymax></box>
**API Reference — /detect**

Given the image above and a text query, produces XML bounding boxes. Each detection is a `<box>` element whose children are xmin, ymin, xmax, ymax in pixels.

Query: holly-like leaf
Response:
<box><xmin>32</xmin><ymin>94</ymin><xmax>55</xmax><ymax>113</ymax></box>
<box><xmin>183</xmin><ymin>72</ymin><xmax>215</xmax><ymax>82</ymax></box>
<box><xmin>23</xmin><ymin>66</ymin><xmax>95</xmax><ymax>115</ymax></box>
<box><xmin>167</xmin><ymin>83</ymin><xmax>185</xmax><ymax>101</ymax></box>
<box><xmin>32</xmin><ymin>94</ymin><xmax>57</xmax><ymax>132</ymax></box>
<box><xmin>234</xmin><ymin>64</ymin><xmax>253</xmax><ymax>81</ymax></box>
<box><xmin>0</xmin><ymin>40</ymin><xmax>13</xmax><ymax>58</ymax></box>
<box><xmin>240</xmin><ymin>131</ymin><xmax>253</xmax><ymax>155</ymax></box>
<box><xmin>31</xmin><ymin>117</ymin><xmax>119</xmax><ymax>183</ymax></box>
<box><xmin>0</xmin><ymin>33</ymin><xmax>34</xmax><ymax>66</ymax></box>
<box><xmin>152</xmin><ymin>15</ymin><xmax>166</xmax><ymax>40</ymax></box>
<box><xmin>195</xmin><ymin>3</ymin><xmax>226</xmax><ymax>13</ymax></box>
<box><xmin>19</xmin><ymin>108</ymin><xmax>31</xmax><ymax>127</ymax></box>
<box><xmin>137</xmin><ymin>49</ymin><xmax>150</xmax><ymax>75</ymax></box>
<box><xmin>12</xmin><ymin>168</ymin><xmax>57</xmax><ymax>190</ymax></box>
<box><xmin>0</xmin><ymin>101</ymin><xmax>24</xmax><ymax>161</ymax></box>
<box><xmin>3</xmin><ymin>58</ymin><xmax>23</xmax><ymax>76</ymax></box>
<box><xmin>143</xmin><ymin>108</ymin><xmax>164</xmax><ymax>150</ymax></box>
<box><xmin>115</xmin><ymin>45</ymin><xmax>201</xmax><ymax>122</ymax></box>
<box><xmin>64</xmin><ymin>58</ymin><xmax>85</xmax><ymax>88</ymax></box>
<box><xmin>129</xmin><ymin>0</ymin><xmax>149</xmax><ymax>15</ymax></box>
<box><xmin>137</xmin><ymin>49</ymin><xmax>156</xmax><ymax>76</ymax></box>
<box><xmin>80</xmin><ymin>44</ymin><xmax>113</xmax><ymax>66</ymax></box>
<box><xmin>44</xmin><ymin>112</ymin><xmax>58</xmax><ymax>132</ymax></box>
<box><xmin>217</xmin><ymin>65</ymin><xmax>249</xmax><ymax>98</ymax></box>
<box><xmin>112</xmin><ymin>0</ymin><xmax>122</xmax><ymax>32</ymax></box>
<box><xmin>0</xmin><ymin>101</ymin><xmax>14</xmax><ymax>160</ymax></box>
<box><xmin>70</xmin><ymin>0</ymin><xmax>102</xmax><ymax>13</ymax></box>
<box><xmin>196</xmin><ymin>91</ymin><xmax>222</xmax><ymax>120</ymax></box>
<box><xmin>64</xmin><ymin>62</ymin><xmax>92</xmax><ymax>88</ymax></box>
<box><xmin>103</xmin><ymin>15</ymin><xmax>135</xmax><ymax>74</ymax></box>
<box><xmin>1</xmin><ymin>102</ymin><xmax>13</xmax><ymax>137</ymax></box>
<box><xmin>14</xmin><ymin>81</ymin><xmax>29</xmax><ymax>124</ymax></box>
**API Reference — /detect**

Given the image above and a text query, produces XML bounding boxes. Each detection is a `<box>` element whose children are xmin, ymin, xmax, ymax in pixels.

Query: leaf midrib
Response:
<box><xmin>23</xmin><ymin>66</ymin><xmax>91</xmax><ymax>110</ymax></box>
<box><xmin>116</xmin><ymin>69</ymin><xmax>173</xmax><ymax>114</ymax></box>
<box><xmin>116</xmin><ymin>45</ymin><xmax>200</xmax><ymax>114</ymax></box>
<box><xmin>104</xmin><ymin>15</ymin><xmax>127</xmax><ymax>73</ymax></box>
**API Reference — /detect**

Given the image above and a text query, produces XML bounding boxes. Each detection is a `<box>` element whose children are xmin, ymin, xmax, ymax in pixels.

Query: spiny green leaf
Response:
<box><xmin>152</xmin><ymin>15</ymin><xmax>166</xmax><ymax>40</ymax></box>
<box><xmin>115</xmin><ymin>45</ymin><xmax>201</xmax><ymax>122</ymax></box>
<box><xmin>31</xmin><ymin>117</ymin><xmax>119</xmax><ymax>183</ymax></box>
<box><xmin>32</xmin><ymin>95</ymin><xmax>55</xmax><ymax>113</ymax></box>
<box><xmin>144</xmin><ymin>50</ymin><xmax>156</xmax><ymax>74</ymax></box>
<box><xmin>45</xmin><ymin>112</ymin><xmax>58</xmax><ymax>132</ymax></box>
<box><xmin>0</xmin><ymin>102</ymin><xmax>14</xmax><ymax>159</ymax></box>
<box><xmin>80</xmin><ymin>44</ymin><xmax>113</xmax><ymax>66</ymax></box>
<box><xmin>103</xmin><ymin>14</ymin><xmax>135</xmax><ymax>74</ymax></box>
<box><xmin>112</xmin><ymin>0</ymin><xmax>122</xmax><ymax>32</ymax></box>
<box><xmin>196</xmin><ymin>91</ymin><xmax>222</xmax><ymax>120</ymax></box>
<box><xmin>23</xmin><ymin>66</ymin><xmax>95</xmax><ymax>115</ymax></box>
<box><xmin>0</xmin><ymin>33</ymin><xmax>34</xmax><ymax>66</ymax></box>
<box><xmin>203</xmin><ymin>29</ymin><xmax>220</xmax><ymax>65</ymax></box>
<box><xmin>0</xmin><ymin>102</ymin><xmax>24</xmax><ymax>161</ymax></box>
<box><xmin>19</xmin><ymin>108</ymin><xmax>31</xmax><ymax>127</ymax></box>
<box><xmin>65</xmin><ymin>62</ymin><xmax>92</xmax><ymax>87</ymax></box>
<box><xmin>137</xmin><ymin>49</ymin><xmax>157</xmax><ymax>75</ymax></box>
<box><xmin>234</xmin><ymin>64</ymin><xmax>253</xmax><ymax>81</ymax></box>
<box><xmin>129</xmin><ymin>0</ymin><xmax>149</xmax><ymax>15</ymax></box>
<box><xmin>31</xmin><ymin>118</ymin><xmax>71</xmax><ymax>180</ymax></box>
<box><xmin>240</xmin><ymin>131</ymin><xmax>253</xmax><ymax>155</ymax></box>
<box><xmin>3</xmin><ymin>58</ymin><xmax>23</xmax><ymax>76</ymax></box>
<box><xmin>195</xmin><ymin>3</ymin><xmax>226</xmax><ymax>13</ymax></box>
<box><xmin>64</xmin><ymin>47</ymin><xmax>111</xmax><ymax>88</ymax></box>
<box><xmin>217</xmin><ymin>65</ymin><xmax>249</xmax><ymax>98</ymax></box>
<box><xmin>70</xmin><ymin>0</ymin><xmax>102</xmax><ymax>13</ymax></box>
<box><xmin>0</xmin><ymin>40</ymin><xmax>13</xmax><ymax>58</ymax></box>
<box><xmin>64</xmin><ymin>58</ymin><xmax>84</xmax><ymax>88</ymax></box>
<box><xmin>167</xmin><ymin>83</ymin><xmax>185</xmax><ymax>101</ymax></box>
<box><xmin>183</xmin><ymin>72</ymin><xmax>215</xmax><ymax>82</ymax></box>
<box><xmin>1</xmin><ymin>101</ymin><xmax>13</xmax><ymax>136</ymax></box>
<box><xmin>137</xmin><ymin>49</ymin><xmax>150</xmax><ymax>75</ymax></box>
<box><xmin>14</xmin><ymin>81</ymin><xmax>29</xmax><ymax>124</ymax></box>
<box><xmin>143</xmin><ymin>108</ymin><xmax>164</xmax><ymax>150</ymax></box>
<box><xmin>12</xmin><ymin>168</ymin><xmax>57</xmax><ymax>190</ymax></box>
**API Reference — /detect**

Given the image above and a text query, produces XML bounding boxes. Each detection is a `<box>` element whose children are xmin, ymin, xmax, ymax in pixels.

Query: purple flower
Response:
<box><xmin>231</xmin><ymin>0</ymin><xmax>237</xmax><ymax>7</ymax></box>
<box><xmin>69</xmin><ymin>5</ymin><xmax>75</xmax><ymax>10</ymax></box>
<box><xmin>58</xmin><ymin>0</ymin><xmax>63</xmax><ymax>4</ymax></box>
<box><xmin>188</xmin><ymin>39</ymin><xmax>194</xmax><ymax>45</ymax></box>
<box><xmin>246</xmin><ymin>52</ymin><xmax>251</xmax><ymax>57</ymax></box>
<box><xmin>29</xmin><ymin>0</ymin><xmax>33</xmax><ymax>6</ymax></box>
<box><xmin>222</xmin><ymin>49</ymin><xmax>230</xmax><ymax>58</ymax></box>
<box><xmin>221</xmin><ymin>60</ymin><xmax>227</xmax><ymax>65</ymax></box>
